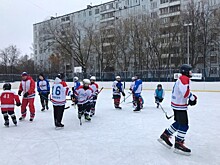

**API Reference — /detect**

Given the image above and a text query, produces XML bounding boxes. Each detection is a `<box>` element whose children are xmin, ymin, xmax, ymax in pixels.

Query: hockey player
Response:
<box><xmin>89</xmin><ymin>76</ymin><xmax>99</xmax><ymax>117</ymax></box>
<box><xmin>51</xmin><ymin>76</ymin><xmax>68</xmax><ymax>128</ymax></box>
<box><xmin>73</xmin><ymin>77</ymin><xmax>80</xmax><ymax>91</ymax></box>
<box><xmin>129</xmin><ymin>77</ymin><xmax>136</xmax><ymax>106</ymax></box>
<box><xmin>37</xmin><ymin>73</ymin><xmax>50</xmax><ymax>111</ymax></box>
<box><xmin>71</xmin><ymin>79</ymin><xmax>93</xmax><ymax>121</ymax></box>
<box><xmin>18</xmin><ymin>72</ymin><xmax>36</xmax><ymax>121</ymax></box>
<box><xmin>154</xmin><ymin>84</ymin><xmax>165</xmax><ymax>108</ymax></box>
<box><xmin>132</xmin><ymin>75</ymin><xmax>143</xmax><ymax>112</ymax></box>
<box><xmin>112</xmin><ymin>76</ymin><xmax>125</xmax><ymax>109</ymax></box>
<box><xmin>158</xmin><ymin>64</ymin><xmax>197</xmax><ymax>155</ymax></box>
<box><xmin>57</xmin><ymin>73</ymin><xmax>70</xmax><ymax>96</ymax></box>
<box><xmin>0</xmin><ymin>83</ymin><xmax>21</xmax><ymax>127</ymax></box>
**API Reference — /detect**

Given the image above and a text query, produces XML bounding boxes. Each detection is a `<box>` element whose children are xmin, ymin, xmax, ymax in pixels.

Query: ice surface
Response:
<box><xmin>0</xmin><ymin>87</ymin><xmax>220</xmax><ymax>165</ymax></box>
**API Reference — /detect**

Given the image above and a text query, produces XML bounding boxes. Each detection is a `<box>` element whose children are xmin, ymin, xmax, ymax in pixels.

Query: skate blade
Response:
<box><xmin>55</xmin><ymin>127</ymin><xmax>64</xmax><ymax>130</ymax></box>
<box><xmin>157</xmin><ymin>138</ymin><xmax>172</xmax><ymax>149</ymax></box>
<box><xmin>173</xmin><ymin>148</ymin><xmax>191</xmax><ymax>156</ymax></box>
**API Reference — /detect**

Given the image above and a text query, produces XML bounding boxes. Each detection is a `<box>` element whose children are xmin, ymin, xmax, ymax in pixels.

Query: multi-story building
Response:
<box><xmin>33</xmin><ymin>0</ymin><xmax>220</xmax><ymax>77</ymax></box>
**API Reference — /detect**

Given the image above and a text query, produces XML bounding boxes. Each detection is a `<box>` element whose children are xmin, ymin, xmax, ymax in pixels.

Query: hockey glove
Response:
<box><xmin>16</xmin><ymin>102</ymin><xmax>21</xmax><ymax>107</ymax></box>
<box><xmin>23</xmin><ymin>92</ymin><xmax>29</xmax><ymax>98</ymax></box>
<box><xmin>18</xmin><ymin>90</ymin><xmax>22</xmax><ymax>96</ymax></box>
<box><xmin>188</xmin><ymin>94</ymin><xmax>197</xmax><ymax>106</ymax></box>
<box><xmin>122</xmin><ymin>91</ymin><xmax>125</xmax><ymax>97</ymax></box>
<box><xmin>92</xmin><ymin>95</ymin><xmax>97</xmax><ymax>100</ymax></box>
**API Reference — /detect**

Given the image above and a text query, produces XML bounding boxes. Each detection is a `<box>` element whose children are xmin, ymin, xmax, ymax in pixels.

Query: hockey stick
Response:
<box><xmin>158</xmin><ymin>103</ymin><xmax>174</xmax><ymax>119</ymax></box>
<box><xmin>120</xmin><ymin>93</ymin><xmax>132</xmax><ymax>104</ymax></box>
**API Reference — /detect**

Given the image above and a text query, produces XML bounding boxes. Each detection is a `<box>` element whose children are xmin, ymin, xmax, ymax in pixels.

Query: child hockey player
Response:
<box><xmin>112</xmin><ymin>76</ymin><xmax>125</xmax><ymax>109</ymax></box>
<box><xmin>37</xmin><ymin>73</ymin><xmax>50</xmax><ymax>111</ymax></box>
<box><xmin>129</xmin><ymin>77</ymin><xmax>136</xmax><ymax>106</ymax></box>
<box><xmin>0</xmin><ymin>83</ymin><xmax>21</xmax><ymax>127</ymax></box>
<box><xmin>73</xmin><ymin>77</ymin><xmax>80</xmax><ymax>91</ymax></box>
<box><xmin>71</xmin><ymin>79</ymin><xmax>93</xmax><ymax>122</ymax></box>
<box><xmin>51</xmin><ymin>76</ymin><xmax>68</xmax><ymax>128</ymax></box>
<box><xmin>154</xmin><ymin>84</ymin><xmax>165</xmax><ymax>108</ymax></box>
<box><xmin>158</xmin><ymin>64</ymin><xmax>197</xmax><ymax>155</ymax></box>
<box><xmin>132</xmin><ymin>75</ymin><xmax>143</xmax><ymax>112</ymax></box>
<box><xmin>89</xmin><ymin>76</ymin><xmax>99</xmax><ymax>117</ymax></box>
<box><xmin>18</xmin><ymin>72</ymin><xmax>36</xmax><ymax>121</ymax></box>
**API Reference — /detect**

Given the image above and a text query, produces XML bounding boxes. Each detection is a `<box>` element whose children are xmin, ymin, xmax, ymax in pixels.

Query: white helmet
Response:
<box><xmin>73</xmin><ymin>77</ymin><xmax>79</xmax><ymax>82</ymax></box>
<box><xmin>83</xmin><ymin>79</ymin><xmax>91</xmax><ymax>86</ymax></box>
<box><xmin>90</xmin><ymin>76</ymin><xmax>96</xmax><ymax>81</ymax></box>
<box><xmin>116</xmin><ymin>76</ymin><xmax>121</xmax><ymax>80</ymax></box>
<box><xmin>132</xmin><ymin>77</ymin><xmax>135</xmax><ymax>81</ymax></box>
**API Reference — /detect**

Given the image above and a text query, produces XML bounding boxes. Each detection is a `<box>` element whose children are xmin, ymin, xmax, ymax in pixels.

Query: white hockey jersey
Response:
<box><xmin>171</xmin><ymin>75</ymin><xmax>195</xmax><ymax>110</ymax></box>
<box><xmin>89</xmin><ymin>83</ymin><xmax>99</xmax><ymax>95</ymax></box>
<box><xmin>130</xmin><ymin>81</ymin><xmax>135</xmax><ymax>91</ymax></box>
<box><xmin>75</xmin><ymin>86</ymin><xmax>93</xmax><ymax>104</ymax></box>
<box><xmin>51</xmin><ymin>78</ymin><xmax>67</xmax><ymax>106</ymax></box>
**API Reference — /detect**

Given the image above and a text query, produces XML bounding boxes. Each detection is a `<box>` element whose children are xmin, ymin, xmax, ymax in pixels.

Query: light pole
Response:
<box><xmin>184</xmin><ymin>23</ymin><xmax>192</xmax><ymax>65</ymax></box>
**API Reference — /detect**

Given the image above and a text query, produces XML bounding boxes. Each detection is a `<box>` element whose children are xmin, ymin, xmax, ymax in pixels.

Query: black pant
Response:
<box><xmin>77</xmin><ymin>102</ymin><xmax>91</xmax><ymax>117</ymax></box>
<box><xmin>40</xmin><ymin>93</ymin><xmax>49</xmax><ymax>108</ymax></box>
<box><xmin>135</xmin><ymin>96</ymin><xmax>141</xmax><ymax>110</ymax></box>
<box><xmin>155</xmin><ymin>97</ymin><xmax>163</xmax><ymax>103</ymax></box>
<box><xmin>53</xmin><ymin>105</ymin><xmax>65</xmax><ymax>126</ymax></box>
<box><xmin>2</xmin><ymin>111</ymin><xmax>16</xmax><ymax>122</ymax></box>
<box><xmin>173</xmin><ymin>109</ymin><xmax>188</xmax><ymax>125</ymax></box>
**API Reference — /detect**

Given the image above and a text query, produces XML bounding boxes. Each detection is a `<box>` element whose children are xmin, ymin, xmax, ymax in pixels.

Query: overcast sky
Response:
<box><xmin>0</xmin><ymin>0</ymin><xmax>110</xmax><ymax>55</ymax></box>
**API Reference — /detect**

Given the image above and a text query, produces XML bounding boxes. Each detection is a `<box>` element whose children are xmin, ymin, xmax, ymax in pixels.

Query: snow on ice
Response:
<box><xmin>0</xmin><ymin>84</ymin><xmax>219</xmax><ymax>165</ymax></box>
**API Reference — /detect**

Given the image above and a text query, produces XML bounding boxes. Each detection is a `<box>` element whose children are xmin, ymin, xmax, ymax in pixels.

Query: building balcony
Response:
<box><xmin>100</xmin><ymin>17</ymin><xmax>115</xmax><ymax>23</ymax></box>
<box><xmin>160</xmin><ymin>11</ymin><xmax>180</xmax><ymax>18</ymax></box>
<box><xmin>100</xmin><ymin>8</ymin><xmax>116</xmax><ymax>14</ymax></box>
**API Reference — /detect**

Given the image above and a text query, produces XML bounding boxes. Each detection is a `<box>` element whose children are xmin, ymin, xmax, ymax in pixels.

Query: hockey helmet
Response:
<box><xmin>157</xmin><ymin>84</ymin><xmax>162</xmax><ymax>88</ymax></box>
<box><xmin>73</xmin><ymin>76</ymin><xmax>79</xmax><ymax>82</ymax></box>
<box><xmin>83</xmin><ymin>79</ymin><xmax>91</xmax><ymax>86</ymax></box>
<box><xmin>116</xmin><ymin>76</ymin><xmax>121</xmax><ymax>81</ymax></box>
<box><xmin>90</xmin><ymin>76</ymin><xmax>96</xmax><ymax>81</ymax></box>
<box><xmin>180</xmin><ymin>64</ymin><xmax>192</xmax><ymax>78</ymax></box>
<box><xmin>3</xmin><ymin>83</ymin><xmax>11</xmax><ymax>90</ymax></box>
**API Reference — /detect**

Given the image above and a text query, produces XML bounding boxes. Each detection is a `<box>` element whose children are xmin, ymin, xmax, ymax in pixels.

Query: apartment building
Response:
<box><xmin>33</xmin><ymin>0</ymin><xmax>220</xmax><ymax>76</ymax></box>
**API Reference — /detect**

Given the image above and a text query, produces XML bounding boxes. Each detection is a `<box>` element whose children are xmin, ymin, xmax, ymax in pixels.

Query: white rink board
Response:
<box><xmin>4</xmin><ymin>81</ymin><xmax>220</xmax><ymax>92</ymax></box>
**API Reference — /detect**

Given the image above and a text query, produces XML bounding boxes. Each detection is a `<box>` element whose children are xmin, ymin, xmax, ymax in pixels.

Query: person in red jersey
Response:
<box><xmin>0</xmin><ymin>83</ymin><xmax>21</xmax><ymax>127</ymax></box>
<box><xmin>18</xmin><ymin>72</ymin><xmax>36</xmax><ymax>122</ymax></box>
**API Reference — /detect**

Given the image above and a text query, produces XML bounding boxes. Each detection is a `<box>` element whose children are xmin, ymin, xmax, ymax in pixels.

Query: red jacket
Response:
<box><xmin>0</xmin><ymin>91</ymin><xmax>21</xmax><ymax>111</ymax></box>
<box><xmin>19</xmin><ymin>76</ymin><xmax>36</xmax><ymax>99</ymax></box>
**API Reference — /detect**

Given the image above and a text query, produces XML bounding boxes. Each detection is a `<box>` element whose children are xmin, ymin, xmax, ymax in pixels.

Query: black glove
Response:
<box><xmin>188</xmin><ymin>95</ymin><xmax>197</xmax><ymax>106</ymax></box>
<box><xmin>23</xmin><ymin>92</ymin><xmax>29</xmax><ymax>98</ymax></box>
<box><xmin>16</xmin><ymin>102</ymin><xmax>21</xmax><ymax>106</ymax></box>
<box><xmin>93</xmin><ymin>95</ymin><xmax>97</xmax><ymax>100</ymax></box>
<box><xmin>72</xmin><ymin>87</ymin><xmax>75</xmax><ymax>92</ymax></box>
<box><xmin>71</xmin><ymin>94</ymin><xmax>75</xmax><ymax>100</ymax></box>
<box><xmin>122</xmin><ymin>92</ymin><xmax>125</xmax><ymax>97</ymax></box>
<box><xmin>155</xmin><ymin>97</ymin><xmax>159</xmax><ymax>103</ymax></box>
<box><xmin>18</xmin><ymin>90</ymin><xmax>22</xmax><ymax>96</ymax></box>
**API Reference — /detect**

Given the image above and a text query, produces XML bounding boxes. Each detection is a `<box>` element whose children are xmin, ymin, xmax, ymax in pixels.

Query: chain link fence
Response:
<box><xmin>0</xmin><ymin>69</ymin><xmax>219</xmax><ymax>82</ymax></box>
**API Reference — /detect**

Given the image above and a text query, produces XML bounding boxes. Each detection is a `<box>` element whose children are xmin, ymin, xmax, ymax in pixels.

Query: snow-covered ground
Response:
<box><xmin>0</xmin><ymin>87</ymin><xmax>220</xmax><ymax>165</ymax></box>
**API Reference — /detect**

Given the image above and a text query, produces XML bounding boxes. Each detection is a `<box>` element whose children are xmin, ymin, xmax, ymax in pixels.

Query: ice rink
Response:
<box><xmin>0</xmin><ymin>86</ymin><xmax>220</xmax><ymax>165</ymax></box>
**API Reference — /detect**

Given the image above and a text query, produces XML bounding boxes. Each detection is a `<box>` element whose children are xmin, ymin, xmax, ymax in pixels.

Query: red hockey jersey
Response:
<box><xmin>19</xmin><ymin>76</ymin><xmax>35</xmax><ymax>99</ymax></box>
<box><xmin>0</xmin><ymin>90</ymin><xmax>21</xmax><ymax>111</ymax></box>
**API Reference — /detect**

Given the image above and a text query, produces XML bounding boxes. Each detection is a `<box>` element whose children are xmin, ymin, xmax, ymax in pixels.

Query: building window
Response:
<box><xmin>160</xmin><ymin>0</ymin><xmax>169</xmax><ymax>4</ymax></box>
<box><xmin>160</xmin><ymin>7</ymin><xmax>169</xmax><ymax>15</ymax></box>
<box><xmin>210</xmin><ymin>55</ymin><xmax>217</xmax><ymax>63</ymax></box>
<box><xmin>66</xmin><ymin>16</ymin><xmax>70</xmax><ymax>21</ymax></box>
<box><xmin>95</xmin><ymin>8</ymin><xmax>99</xmax><ymax>14</ymax></box>
<box><xmin>61</xmin><ymin>17</ymin><xmax>65</xmax><ymax>22</ymax></box>
<box><xmin>210</xmin><ymin>67</ymin><xmax>217</xmax><ymax>74</ymax></box>
<box><xmin>89</xmin><ymin>11</ymin><xmax>92</xmax><ymax>16</ymax></box>
<box><xmin>169</xmin><ymin>5</ymin><xmax>180</xmax><ymax>13</ymax></box>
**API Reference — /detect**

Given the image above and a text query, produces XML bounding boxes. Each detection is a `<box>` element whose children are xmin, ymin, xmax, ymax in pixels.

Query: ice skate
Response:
<box><xmin>174</xmin><ymin>140</ymin><xmax>191</xmax><ymax>156</ymax></box>
<box><xmin>158</xmin><ymin>131</ymin><xmax>173</xmax><ymax>149</ymax></box>
<box><xmin>85</xmin><ymin>115</ymin><xmax>91</xmax><ymax>121</ymax></box>
<box><xmin>4</xmin><ymin>120</ymin><xmax>9</xmax><ymax>127</ymax></box>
